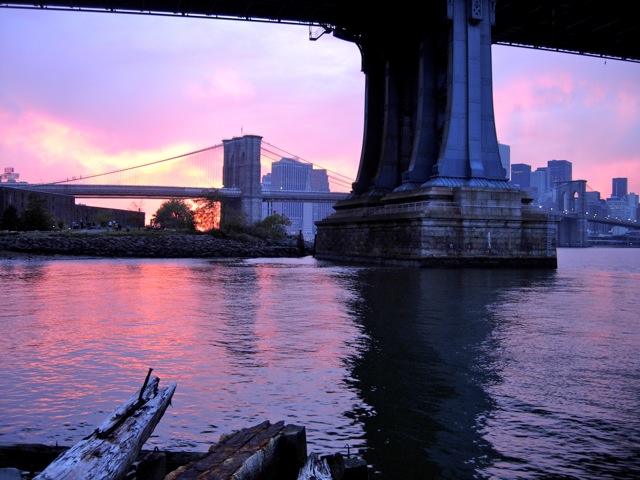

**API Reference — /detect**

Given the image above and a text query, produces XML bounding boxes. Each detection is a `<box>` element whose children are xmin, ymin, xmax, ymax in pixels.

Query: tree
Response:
<box><xmin>0</xmin><ymin>204</ymin><xmax>20</xmax><ymax>231</ymax></box>
<box><xmin>256</xmin><ymin>213</ymin><xmax>290</xmax><ymax>240</ymax></box>
<box><xmin>192</xmin><ymin>193</ymin><xmax>222</xmax><ymax>232</ymax></box>
<box><xmin>219</xmin><ymin>208</ymin><xmax>247</xmax><ymax>233</ymax></box>
<box><xmin>22</xmin><ymin>194</ymin><xmax>53</xmax><ymax>231</ymax></box>
<box><xmin>129</xmin><ymin>199</ymin><xmax>145</xmax><ymax>213</ymax></box>
<box><xmin>152</xmin><ymin>199</ymin><xmax>196</xmax><ymax>230</ymax></box>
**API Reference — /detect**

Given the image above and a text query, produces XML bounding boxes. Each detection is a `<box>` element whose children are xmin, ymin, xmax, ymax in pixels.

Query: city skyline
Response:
<box><xmin>1</xmin><ymin>8</ymin><xmax>639</xmax><ymax>212</ymax></box>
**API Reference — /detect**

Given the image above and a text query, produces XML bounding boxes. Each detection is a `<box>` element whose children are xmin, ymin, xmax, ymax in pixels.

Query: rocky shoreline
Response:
<box><xmin>0</xmin><ymin>231</ymin><xmax>308</xmax><ymax>260</ymax></box>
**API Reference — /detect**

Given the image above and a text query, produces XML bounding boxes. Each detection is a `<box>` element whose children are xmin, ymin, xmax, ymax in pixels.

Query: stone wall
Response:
<box><xmin>315</xmin><ymin>186</ymin><xmax>558</xmax><ymax>268</ymax></box>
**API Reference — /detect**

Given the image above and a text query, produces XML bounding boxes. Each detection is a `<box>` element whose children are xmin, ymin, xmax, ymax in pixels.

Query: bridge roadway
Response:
<box><xmin>9</xmin><ymin>183</ymin><xmax>348</xmax><ymax>203</ymax></box>
<box><xmin>4</xmin><ymin>0</ymin><xmax>638</xmax><ymax>266</ymax></box>
<box><xmin>2</xmin><ymin>1</ymin><xmax>639</xmax><ymax>62</ymax></box>
<box><xmin>546</xmin><ymin>210</ymin><xmax>640</xmax><ymax>230</ymax></box>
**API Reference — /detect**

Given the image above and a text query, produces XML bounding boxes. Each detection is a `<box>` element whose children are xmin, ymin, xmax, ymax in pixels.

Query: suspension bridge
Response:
<box><xmin>14</xmin><ymin>139</ymin><xmax>354</xmax><ymax>204</ymax></box>
<box><xmin>3</xmin><ymin>0</ymin><xmax>639</xmax><ymax>265</ymax></box>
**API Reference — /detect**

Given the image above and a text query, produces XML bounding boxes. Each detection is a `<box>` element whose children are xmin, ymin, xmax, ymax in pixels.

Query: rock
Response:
<box><xmin>0</xmin><ymin>232</ymin><xmax>305</xmax><ymax>260</ymax></box>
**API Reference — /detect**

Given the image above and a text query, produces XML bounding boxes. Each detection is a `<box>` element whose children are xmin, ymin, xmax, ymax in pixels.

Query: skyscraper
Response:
<box><xmin>510</xmin><ymin>163</ymin><xmax>531</xmax><ymax>188</ymax></box>
<box><xmin>263</xmin><ymin>157</ymin><xmax>331</xmax><ymax>239</ymax></box>
<box><xmin>498</xmin><ymin>143</ymin><xmax>511</xmax><ymax>180</ymax></box>
<box><xmin>530</xmin><ymin>167</ymin><xmax>548</xmax><ymax>195</ymax></box>
<box><xmin>612</xmin><ymin>178</ymin><xmax>628</xmax><ymax>199</ymax></box>
<box><xmin>547</xmin><ymin>160</ymin><xmax>572</xmax><ymax>186</ymax></box>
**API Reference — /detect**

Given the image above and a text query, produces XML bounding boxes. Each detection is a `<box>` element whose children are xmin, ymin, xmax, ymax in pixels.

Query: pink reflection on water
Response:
<box><xmin>1</xmin><ymin>258</ymin><xmax>366</xmax><ymax>453</ymax></box>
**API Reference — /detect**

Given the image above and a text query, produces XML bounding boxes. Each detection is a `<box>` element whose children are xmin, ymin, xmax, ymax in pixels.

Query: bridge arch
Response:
<box><xmin>553</xmin><ymin>180</ymin><xmax>588</xmax><ymax>247</ymax></box>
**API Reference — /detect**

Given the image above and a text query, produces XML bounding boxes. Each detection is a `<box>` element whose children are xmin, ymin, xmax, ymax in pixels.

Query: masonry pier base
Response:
<box><xmin>315</xmin><ymin>186</ymin><xmax>558</xmax><ymax>268</ymax></box>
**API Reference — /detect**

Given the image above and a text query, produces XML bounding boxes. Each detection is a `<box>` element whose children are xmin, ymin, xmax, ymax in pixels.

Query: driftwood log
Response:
<box><xmin>34</xmin><ymin>370</ymin><xmax>176</xmax><ymax>480</ymax></box>
<box><xmin>296</xmin><ymin>453</ymin><xmax>333</xmax><ymax>480</ymax></box>
<box><xmin>296</xmin><ymin>452</ymin><xmax>368</xmax><ymax>480</ymax></box>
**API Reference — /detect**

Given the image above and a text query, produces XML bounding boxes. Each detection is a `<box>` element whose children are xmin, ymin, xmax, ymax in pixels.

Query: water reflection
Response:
<box><xmin>346</xmin><ymin>267</ymin><xmax>558</xmax><ymax>479</ymax></box>
<box><xmin>2</xmin><ymin>252</ymin><xmax>639</xmax><ymax>479</ymax></box>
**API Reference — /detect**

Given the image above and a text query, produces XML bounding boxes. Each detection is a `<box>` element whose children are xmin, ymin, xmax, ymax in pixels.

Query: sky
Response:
<box><xmin>1</xmin><ymin>7</ymin><xmax>639</xmax><ymax>216</ymax></box>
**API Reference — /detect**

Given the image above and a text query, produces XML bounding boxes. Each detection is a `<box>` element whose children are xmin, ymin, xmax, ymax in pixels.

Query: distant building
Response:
<box><xmin>547</xmin><ymin>159</ymin><xmax>572</xmax><ymax>186</ymax></box>
<box><xmin>0</xmin><ymin>185</ymin><xmax>145</xmax><ymax>230</ymax></box>
<box><xmin>498</xmin><ymin>143</ymin><xmax>510</xmax><ymax>180</ymax></box>
<box><xmin>510</xmin><ymin>163</ymin><xmax>531</xmax><ymax>189</ymax></box>
<box><xmin>611</xmin><ymin>178</ymin><xmax>628</xmax><ymax>199</ymax></box>
<box><xmin>628</xmin><ymin>192</ymin><xmax>639</xmax><ymax>222</ymax></box>
<box><xmin>1</xmin><ymin>167</ymin><xmax>20</xmax><ymax>183</ymax></box>
<box><xmin>531</xmin><ymin>167</ymin><xmax>549</xmax><ymax>195</ymax></box>
<box><xmin>607</xmin><ymin>197</ymin><xmax>628</xmax><ymax>221</ymax></box>
<box><xmin>262</xmin><ymin>157</ymin><xmax>332</xmax><ymax>239</ymax></box>
<box><xmin>585</xmin><ymin>191</ymin><xmax>609</xmax><ymax>235</ymax></box>
<box><xmin>270</xmin><ymin>157</ymin><xmax>313</xmax><ymax>191</ymax></box>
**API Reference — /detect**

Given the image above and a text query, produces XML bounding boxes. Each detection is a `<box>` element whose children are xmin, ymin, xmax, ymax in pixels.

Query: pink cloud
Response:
<box><xmin>1</xmin><ymin>10</ymin><xmax>638</xmax><ymax>206</ymax></box>
<box><xmin>493</xmin><ymin>46</ymin><xmax>640</xmax><ymax>195</ymax></box>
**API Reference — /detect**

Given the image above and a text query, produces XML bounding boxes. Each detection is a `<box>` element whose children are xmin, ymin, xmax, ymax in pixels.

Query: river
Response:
<box><xmin>1</xmin><ymin>247</ymin><xmax>639</xmax><ymax>479</ymax></box>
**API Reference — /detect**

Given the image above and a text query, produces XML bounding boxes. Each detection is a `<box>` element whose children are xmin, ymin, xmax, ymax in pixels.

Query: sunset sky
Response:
<box><xmin>1</xmin><ymin>8</ymin><xmax>639</xmax><ymax>215</ymax></box>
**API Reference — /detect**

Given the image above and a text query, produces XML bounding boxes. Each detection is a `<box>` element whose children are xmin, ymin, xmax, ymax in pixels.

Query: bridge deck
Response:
<box><xmin>2</xmin><ymin>1</ymin><xmax>639</xmax><ymax>62</ymax></box>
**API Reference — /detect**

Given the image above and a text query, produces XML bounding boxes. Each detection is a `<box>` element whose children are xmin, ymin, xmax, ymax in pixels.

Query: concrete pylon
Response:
<box><xmin>316</xmin><ymin>0</ymin><xmax>557</xmax><ymax>267</ymax></box>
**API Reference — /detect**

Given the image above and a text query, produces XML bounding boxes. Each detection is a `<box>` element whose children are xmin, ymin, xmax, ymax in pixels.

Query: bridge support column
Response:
<box><xmin>557</xmin><ymin>217</ymin><xmax>588</xmax><ymax>247</ymax></box>
<box><xmin>222</xmin><ymin>135</ymin><xmax>263</xmax><ymax>224</ymax></box>
<box><xmin>552</xmin><ymin>180</ymin><xmax>589</xmax><ymax>247</ymax></box>
<box><xmin>315</xmin><ymin>0</ymin><xmax>557</xmax><ymax>267</ymax></box>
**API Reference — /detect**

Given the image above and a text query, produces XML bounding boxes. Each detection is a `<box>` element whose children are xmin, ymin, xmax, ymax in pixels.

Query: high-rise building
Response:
<box><xmin>611</xmin><ymin>178</ymin><xmax>628</xmax><ymax>199</ymax></box>
<box><xmin>270</xmin><ymin>158</ymin><xmax>313</xmax><ymax>191</ymax></box>
<box><xmin>547</xmin><ymin>159</ymin><xmax>572</xmax><ymax>186</ymax></box>
<box><xmin>530</xmin><ymin>167</ymin><xmax>548</xmax><ymax>195</ymax></box>
<box><xmin>262</xmin><ymin>157</ymin><xmax>331</xmax><ymax>239</ymax></box>
<box><xmin>510</xmin><ymin>163</ymin><xmax>531</xmax><ymax>189</ymax></box>
<box><xmin>628</xmin><ymin>193</ymin><xmax>638</xmax><ymax>222</ymax></box>
<box><xmin>585</xmin><ymin>191</ymin><xmax>609</xmax><ymax>234</ymax></box>
<box><xmin>498</xmin><ymin>143</ymin><xmax>510</xmax><ymax>180</ymax></box>
<box><xmin>310</xmin><ymin>169</ymin><xmax>330</xmax><ymax>191</ymax></box>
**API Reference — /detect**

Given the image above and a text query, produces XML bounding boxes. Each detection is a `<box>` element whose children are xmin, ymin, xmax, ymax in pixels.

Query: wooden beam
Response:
<box><xmin>34</xmin><ymin>373</ymin><xmax>176</xmax><ymax>480</ymax></box>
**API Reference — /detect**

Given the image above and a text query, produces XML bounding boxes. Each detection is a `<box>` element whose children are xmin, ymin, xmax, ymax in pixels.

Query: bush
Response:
<box><xmin>214</xmin><ymin>212</ymin><xmax>291</xmax><ymax>242</ymax></box>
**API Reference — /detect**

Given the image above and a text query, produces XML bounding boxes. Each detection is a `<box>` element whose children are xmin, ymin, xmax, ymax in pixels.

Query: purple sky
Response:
<box><xmin>1</xmin><ymin>8</ymin><xmax>639</xmax><ymax>213</ymax></box>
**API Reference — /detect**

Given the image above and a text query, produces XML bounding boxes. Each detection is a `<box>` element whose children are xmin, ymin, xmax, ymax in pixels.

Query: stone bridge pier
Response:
<box><xmin>221</xmin><ymin>135</ymin><xmax>264</xmax><ymax>224</ymax></box>
<box><xmin>314</xmin><ymin>0</ymin><xmax>557</xmax><ymax>267</ymax></box>
<box><xmin>553</xmin><ymin>180</ymin><xmax>588</xmax><ymax>247</ymax></box>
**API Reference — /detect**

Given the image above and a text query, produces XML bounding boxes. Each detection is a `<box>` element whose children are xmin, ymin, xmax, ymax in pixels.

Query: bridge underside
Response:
<box><xmin>315</xmin><ymin>0</ymin><xmax>557</xmax><ymax>267</ymax></box>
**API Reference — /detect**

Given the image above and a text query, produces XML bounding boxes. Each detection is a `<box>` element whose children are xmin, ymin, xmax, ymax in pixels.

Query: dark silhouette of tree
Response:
<box><xmin>151</xmin><ymin>199</ymin><xmax>196</xmax><ymax>230</ymax></box>
<box><xmin>0</xmin><ymin>204</ymin><xmax>21</xmax><ymax>231</ymax></box>
<box><xmin>219</xmin><ymin>208</ymin><xmax>247</xmax><ymax>233</ymax></box>
<box><xmin>256</xmin><ymin>213</ymin><xmax>290</xmax><ymax>240</ymax></box>
<box><xmin>22</xmin><ymin>194</ymin><xmax>53</xmax><ymax>231</ymax></box>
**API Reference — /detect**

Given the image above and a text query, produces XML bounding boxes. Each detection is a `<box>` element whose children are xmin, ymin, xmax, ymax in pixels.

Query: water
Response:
<box><xmin>1</xmin><ymin>248</ymin><xmax>639</xmax><ymax>479</ymax></box>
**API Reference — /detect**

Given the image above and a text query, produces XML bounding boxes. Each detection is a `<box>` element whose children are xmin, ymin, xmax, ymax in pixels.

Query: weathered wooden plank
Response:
<box><xmin>165</xmin><ymin>420</ymin><xmax>307</xmax><ymax>480</ymax></box>
<box><xmin>94</xmin><ymin>373</ymin><xmax>160</xmax><ymax>438</ymax></box>
<box><xmin>34</xmin><ymin>374</ymin><xmax>176</xmax><ymax>480</ymax></box>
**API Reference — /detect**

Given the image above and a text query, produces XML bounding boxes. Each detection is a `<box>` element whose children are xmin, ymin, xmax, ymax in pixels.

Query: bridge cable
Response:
<box><xmin>40</xmin><ymin>143</ymin><xmax>224</xmax><ymax>186</ymax></box>
<box><xmin>261</xmin><ymin>141</ymin><xmax>355</xmax><ymax>183</ymax></box>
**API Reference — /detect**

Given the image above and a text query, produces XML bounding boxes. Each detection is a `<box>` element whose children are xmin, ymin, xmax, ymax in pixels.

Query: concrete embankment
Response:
<box><xmin>0</xmin><ymin>232</ymin><xmax>305</xmax><ymax>259</ymax></box>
